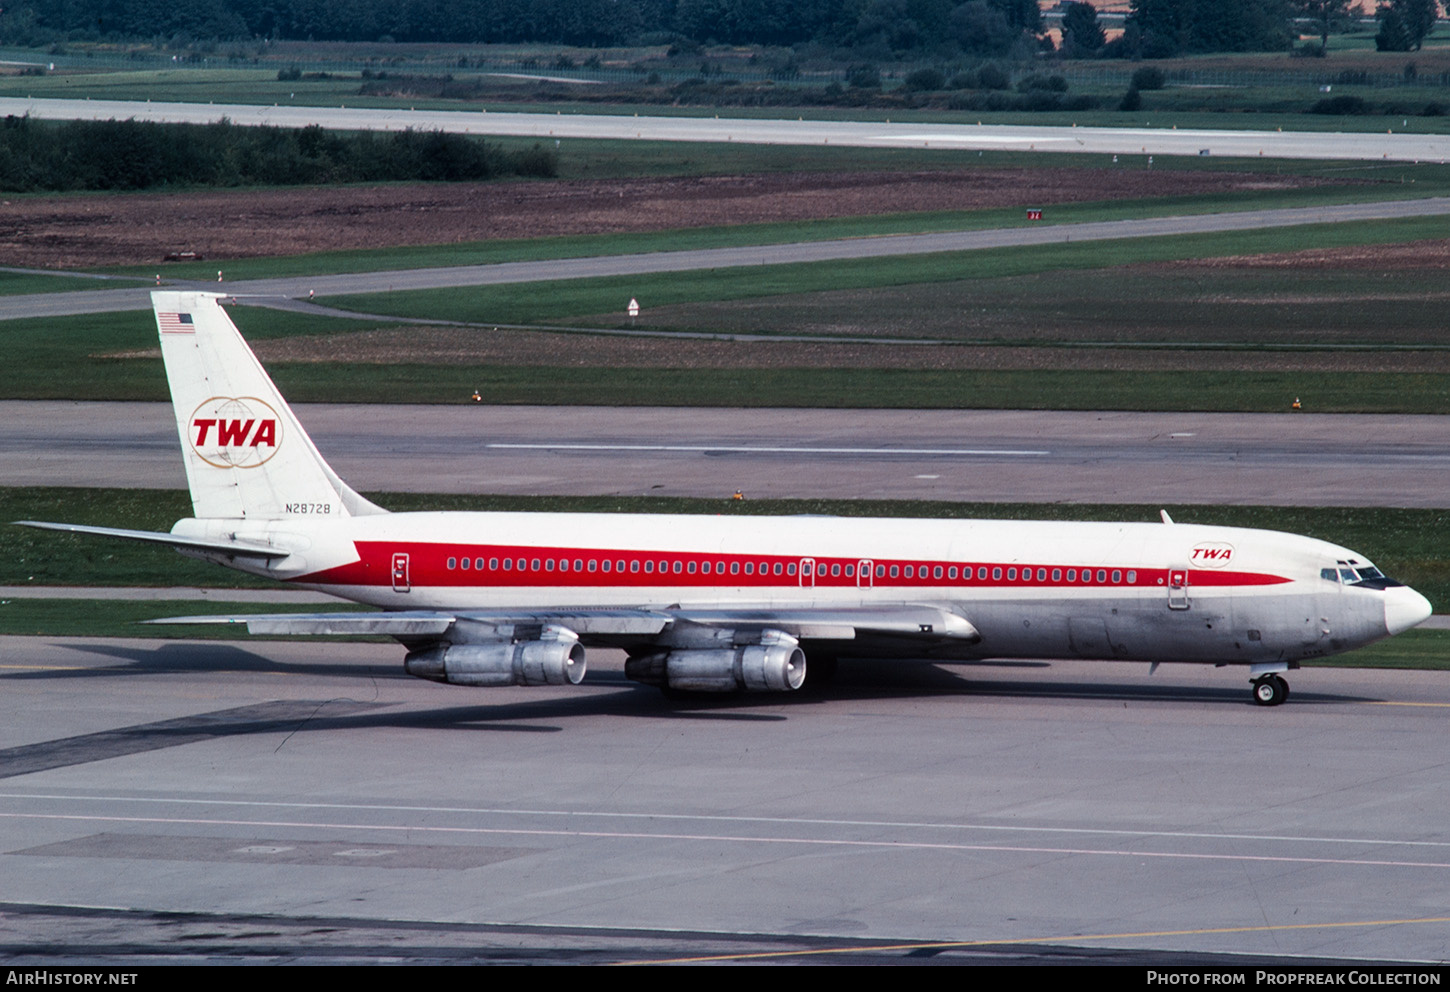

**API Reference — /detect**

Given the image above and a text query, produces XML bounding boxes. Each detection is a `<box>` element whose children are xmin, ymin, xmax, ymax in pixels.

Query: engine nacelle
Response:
<box><xmin>405</xmin><ymin>626</ymin><xmax>586</xmax><ymax>687</ymax></box>
<box><xmin>626</xmin><ymin>630</ymin><xmax>806</xmax><ymax>693</ymax></box>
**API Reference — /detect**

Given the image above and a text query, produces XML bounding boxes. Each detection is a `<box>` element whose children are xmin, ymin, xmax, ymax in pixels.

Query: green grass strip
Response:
<box><xmin>317</xmin><ymin>214</ymin><xmax>1450</xmax><ymax>326</ymax></box>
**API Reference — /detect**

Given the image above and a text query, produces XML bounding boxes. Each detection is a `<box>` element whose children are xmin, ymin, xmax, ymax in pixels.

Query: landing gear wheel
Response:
<box><xmin>1252</xmin><ymin>675</ymin><xmax>1288</xmax><ymax>707</ymax></box>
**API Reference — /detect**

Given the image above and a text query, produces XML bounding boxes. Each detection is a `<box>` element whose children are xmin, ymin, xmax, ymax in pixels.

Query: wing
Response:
<box><xmin>145</xmin><ymin>603</ymin><xmax>979</xmax><ymax>644</ymax></box>
<box><xmin>147</xmin><ymin>602</ymin><xmax>981</xmax><ymax>693</ymax></box>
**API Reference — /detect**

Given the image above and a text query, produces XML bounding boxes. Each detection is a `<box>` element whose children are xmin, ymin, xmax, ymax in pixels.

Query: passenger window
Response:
<box><xmin>731</xmin><ymin>562</ymin><xmax>740</xmax><ymax>575</ymax></box>
<box><xmin>1067</xmin><ymin>569</ymin><xmax>1076</xmax><ymax>581</ymax></box>
<box><xmin>558</xmin><ymin>559</ymin><xmax>567</xmax><ymax>572</ymax></box>
<box><xmin>992</xmin><ymin>567</ymin><xmax>1001</xmax><ymax>580</ymax></box>
<box><xmin>745</xmin><ymin>563</ymin><xmax>754</xmax><ymax>575</ymax></box>
<box><xmin>630</xmin><ymin>560</ymin><xmax>639</xmax><ymax>573</ymax></box>
<box><xmin>1096</xmin><ymin>569</ymin><xmax>1107</xmax><ymax>583</ymax></box>
<box><xmin>1052</xmin><ymin>568</ymin><xmax>1061</xmax><ymax>582</ymax></box>
<box><xmin>890</xmin><ymin>565</ymin><xmax>899</xmax><ymax>578</ymax></box>
<box><xmin>461</xmin><ymin>557</ymin><xmax>470</xmax><ymax>570</ymax></box>
<box><xmin>934</xmin><ymin>566</ymin><xmax>943</xmax><ymax>579</ymax></box>
<box><xmin>904</xmin><ymin>566</ymin><xmax>914</xmax><ymax>578</ymax></box>
<box><xmin>531</xmin><ymin>558</ymin><xmax>541</xmax><ymax>571</ymax></box>
<box><xmin>489</xmin><ymin>558</ymin><xmax>498</xmax><ymax>570</ymax></box>
<box><xmin>688</xmin><ymin>562</ymin><xmax>696</xmax><ymax>574</ymax></box>
<box><xmin>948</xmin><ymin>566</ymin><xmax>957</xmax><ymax>579</ymax></box>
<box><xmin>773</xmin><ymin>562</ymin><xmax>783</xmax><ymax>575</ymax></box>
<box><xmin>1112</xmin><ymin>570</ymin><xmax>1121</xmax><ymax>583</ymax></box>
<box><xmin>978</xmin><ymin>567</ymin><xmax>987</xmax><ymax>580</ymax></box>
<box><xmin>447</xmin><ymin>557</ymin><xmax>457</xmax><ymax>569</ymax></box>
<box><xmin>831</xmin><ymin>564</ymin><xmax>841</xmax><ymax>577</ymax></box>
<box><xmin>876</xmin><ymin>564</ymin><xmax>885</xmax><ymax>577</ymax></box>
<box><xmin>1126</xmin><ymin>570</ymin><xmax>1136</xmax><ymax>583</ymax></box>
<box><xmin>1007</xmin><ymin>568</ymin><xmax>1016</xmax><ymax>580</ymax></box>
<box><xmin>674</xmin><ymin>561</ymin><xmax>683</xmax><ymax>574</ymax></box>
<box><xmin>788</xmin><ymin>563</ymin><xmax>797</xmax><ymax>576</ymax></box>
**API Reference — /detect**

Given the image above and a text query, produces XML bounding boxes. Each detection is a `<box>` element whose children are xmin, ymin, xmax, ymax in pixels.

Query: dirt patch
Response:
<box><xmin>0</xmin><ymin>166</ymin><xmax>1345</xmax><ymax>270</ymax></box>
<box><xmin>1156</xmin><ymin>239</ymin><xmax>1450</xmax><ymax>270</ymax></box>
<box><xmin>242</xmin><ymin>325</ymin><xmax>1450</xmax><ymax>374</ymax></box>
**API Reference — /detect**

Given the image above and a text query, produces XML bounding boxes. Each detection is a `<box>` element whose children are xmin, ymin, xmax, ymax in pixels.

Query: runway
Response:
<box><xmin>2</xmin><ymin>636</ymin><xmax>1448</xmax><ymax>963</ymax></box>
<box><xmin>7</xmin><ymin>196</ymin><xmax>1450</xmax><ymax>320</ymax></box>
<box><xmin>5</xmin><ymin>402</ymin><xmax>1449</xmax><ymax>507</ymax></box>
<box><xmin>6</xmin><ymin>97</ymin><xmax>1449</xmax><ymax>163</ymax></box>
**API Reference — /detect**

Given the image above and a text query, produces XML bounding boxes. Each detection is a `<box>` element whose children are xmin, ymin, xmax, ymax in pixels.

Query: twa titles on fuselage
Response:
<box><xmin>16</xmin><ymin>293</ymin><xmax>1432</xmax><ymax>706</ymax></box>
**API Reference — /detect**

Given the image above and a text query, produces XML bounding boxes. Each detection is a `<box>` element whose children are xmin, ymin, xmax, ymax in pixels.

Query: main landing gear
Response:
<box><xmin>1251</xmin><ymin>674</ymin><xmax>1289</xmax><ymax>707</ymax></box>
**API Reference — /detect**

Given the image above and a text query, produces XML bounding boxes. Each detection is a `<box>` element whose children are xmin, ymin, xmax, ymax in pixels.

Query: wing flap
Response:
<box><xmin>669</xmin><ymin>605</ymin><xmax>980</xmax><ymax>642</ymax></box>
<box><xmin>145</xmin><ymin>610</ymin><xmax>457</xmax><ymax>636</ymax></box>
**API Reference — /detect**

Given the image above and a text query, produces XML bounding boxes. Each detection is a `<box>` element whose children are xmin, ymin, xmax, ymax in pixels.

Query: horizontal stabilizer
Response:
<box><xmin>14</xmin><ymin>520</ymin><xmax>289</xmax><ymax>559</ymax></box>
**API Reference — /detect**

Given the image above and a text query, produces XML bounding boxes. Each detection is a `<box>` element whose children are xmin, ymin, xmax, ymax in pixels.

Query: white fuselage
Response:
<box><xmin>179</xmin><ymin>511</ymin><xmax>1408</xmax><ymax>666</ymax></box>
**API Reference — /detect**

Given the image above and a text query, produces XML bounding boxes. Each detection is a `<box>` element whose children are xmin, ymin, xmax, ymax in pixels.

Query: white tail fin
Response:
<box><xmin>154</xmin><ymin>291</ymin><xmax>385</xmax><ymax>520</ymax></box>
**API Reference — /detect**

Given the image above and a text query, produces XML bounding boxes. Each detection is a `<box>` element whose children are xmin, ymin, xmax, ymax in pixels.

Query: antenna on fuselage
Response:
<box><xmin>1160</xmin><ymin>509</ymin><xmax>1175</xmax><ymax>525</ymax></box>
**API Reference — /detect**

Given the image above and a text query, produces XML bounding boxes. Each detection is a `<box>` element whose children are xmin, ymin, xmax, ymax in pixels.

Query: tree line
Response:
<box><xmin>0</xmin><ymin>117</ymin><xmax>557</xmax><ymax>192</ymax></box>
<box><xmin>0</xmin><ymin>0</ymin><xmax>1440</xmax><ymax>58</ymax></box>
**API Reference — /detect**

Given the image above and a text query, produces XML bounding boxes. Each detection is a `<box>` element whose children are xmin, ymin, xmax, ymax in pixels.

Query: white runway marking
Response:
<box><xmin>486</xmin><ymin>443</ymin><xmax>1050</xmax><ymax>456</ymax></box>
<box><xmin>6</xmin><ymin>809</ymin><xmax>1449</xmax><ymax>871</ymax></box>
<box><xmin>8</xmin><ymin>793</ymin><xmax>1449</xmax><ymax>850</ymax></box>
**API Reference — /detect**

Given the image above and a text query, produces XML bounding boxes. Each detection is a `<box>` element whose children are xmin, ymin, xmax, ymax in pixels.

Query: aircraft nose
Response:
<box><xmin>1384</xmin><ymin>586</ymin><xmax>1433</xmax><ymax>636</ymax></box>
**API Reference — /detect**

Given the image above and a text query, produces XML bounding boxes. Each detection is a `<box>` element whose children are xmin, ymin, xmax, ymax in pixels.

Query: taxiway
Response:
<box><xmin>2</xmin><ymin>636</ymin><xmax>1447</xmax><ymax>963</ymax></box>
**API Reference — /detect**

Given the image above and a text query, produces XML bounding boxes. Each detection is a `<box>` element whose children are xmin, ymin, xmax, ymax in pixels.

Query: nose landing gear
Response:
<box><xmin>1252</xmin><ymin>674</ymin><xmax>1289</xmax><ymax>706</ymax></box>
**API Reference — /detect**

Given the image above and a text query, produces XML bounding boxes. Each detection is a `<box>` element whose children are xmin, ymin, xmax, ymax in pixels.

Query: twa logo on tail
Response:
<box><xmin>1190</xmin><ymin>542</ymin><xmax>1235</xmax><ymax>568</ymax></box>
<box><xmin>189</xmin><ymin>397</ymin><xmax>282</xmax><ymax>468</ymax></box>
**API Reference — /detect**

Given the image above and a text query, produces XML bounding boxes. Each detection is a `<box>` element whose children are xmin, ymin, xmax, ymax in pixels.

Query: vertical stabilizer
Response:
<box><xmin>154</xmin><ymin>292</ymin><xmax>385</xmax><ymax>520</ymax></box>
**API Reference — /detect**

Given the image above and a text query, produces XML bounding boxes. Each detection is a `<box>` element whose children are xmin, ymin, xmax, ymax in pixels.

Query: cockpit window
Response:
<box><xmin>1330</xmin><ymin>559</ymin><xmax>1400</xmax><ymax>589</ymax></box>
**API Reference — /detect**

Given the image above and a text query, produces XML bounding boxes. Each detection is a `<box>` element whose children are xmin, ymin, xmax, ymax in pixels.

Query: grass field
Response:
<box><xmin>78</xmin><ymin>157</ymin><xmax>1450</xmax><ymax>286</ymax></box>
<box><xmin>10</xmin><ymin>207</ymin><xmax>1450</xmax><ymax>410</ymax></box>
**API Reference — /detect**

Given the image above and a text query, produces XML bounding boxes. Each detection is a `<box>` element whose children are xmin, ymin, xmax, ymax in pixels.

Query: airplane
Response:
<box><xmin>17</xmin><ymin>291</ymin><xmax>1433</xmax><ymax>707</ymax></box>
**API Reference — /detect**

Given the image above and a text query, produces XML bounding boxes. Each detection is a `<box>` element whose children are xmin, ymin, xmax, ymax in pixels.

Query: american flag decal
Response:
<box><xmin>158</xmin><ymin>312</ymin><xmax>195</xmax><ymax>334</ymax></box>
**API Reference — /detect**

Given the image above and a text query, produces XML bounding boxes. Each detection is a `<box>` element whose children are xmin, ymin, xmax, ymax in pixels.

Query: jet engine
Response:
<box><xmin>405</xmin><ymin>625</ymin><xmax>585</xmax><ymax>687</ymax></box>
<box><xmin>626</xmin><ymin>629</ymin><xmax>806</xmax><ymax>692</ymax></box>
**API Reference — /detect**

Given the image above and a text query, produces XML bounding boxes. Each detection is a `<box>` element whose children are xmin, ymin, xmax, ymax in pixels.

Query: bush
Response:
<box><xmin>1310</xmin><ymin>95</ymin><xmax>1370</xmax><ymax>115</ymax></box>
<box><xmin>1130</xmin><ymin>66</ymin><xmax>1165</xmax><ymax>91</ymax></box>
<box><xmin>1119</xmin><ymin>86</ymin><xmax>1141</xmax><ymax>111</ymax></box>
<box><xmin>1017</xmin><ymin>73</ymin><xmax>1067</xmax><ymax>93</ymax></box>
<box><xmin>846</xmin><ymin>64</ymin><xmax>880</xmax><ymax>89</ymax></box>
<box><xmin>976</xmin><ymin>63</ymin><xmax>1009</xmax><ymax>90</ymax></box>
<box><xmin>276</xmin><ymin>66</ymin><xmax>301</xmax><ymax>81</ymax></box>
<box><xmin>902</xmin><ymin>67</ymin><xmax>945</xmax><ymax>92</ymax></box>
